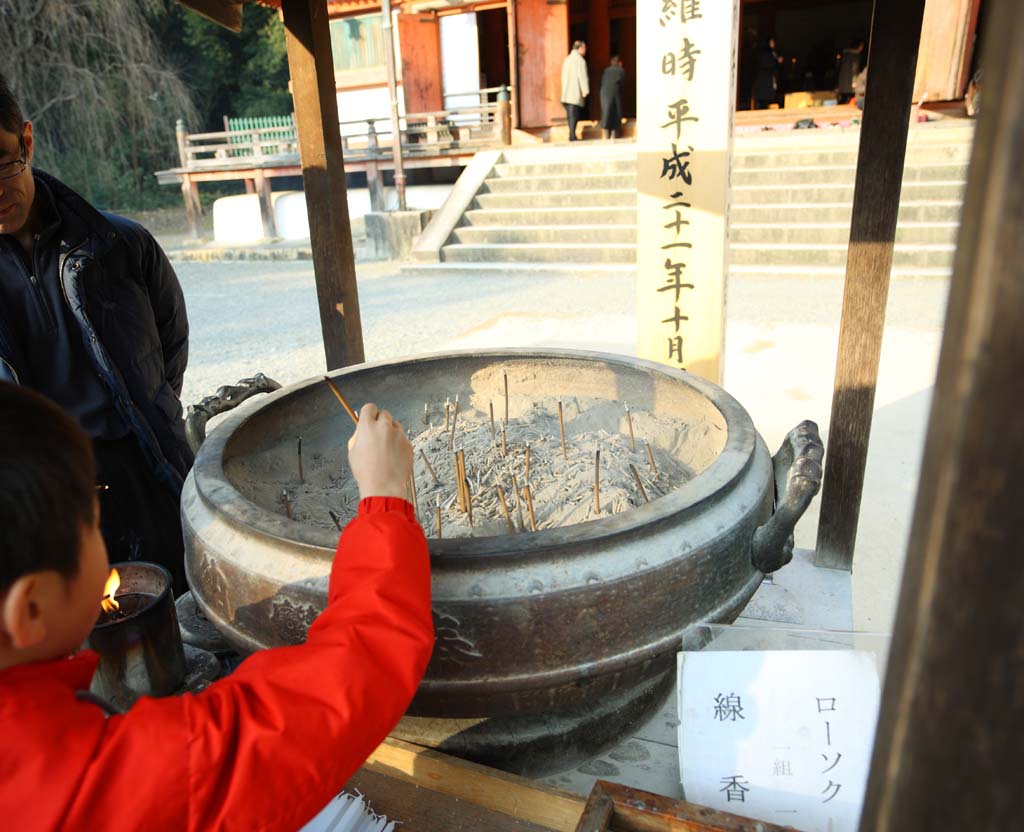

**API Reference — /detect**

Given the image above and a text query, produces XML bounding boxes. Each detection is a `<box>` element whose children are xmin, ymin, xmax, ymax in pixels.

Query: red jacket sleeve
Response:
<box><xmin>65</xmin><ymin>498</ymin><xmax>433</xmax><ymax>831</ymax></box>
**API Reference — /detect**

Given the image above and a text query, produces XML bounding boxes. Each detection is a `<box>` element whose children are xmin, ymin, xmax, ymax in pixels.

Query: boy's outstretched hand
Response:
<box><xmin>347</xmin><ymin>403</ymin><xmax>413</xmax><ymax>500</ymax></box>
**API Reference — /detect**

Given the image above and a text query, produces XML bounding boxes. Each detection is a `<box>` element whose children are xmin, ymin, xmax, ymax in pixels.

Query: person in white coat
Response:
<box><xmin>560</xmin><ymin>41</ymin><xmax>589</xmax><ymax>142</ymax></box>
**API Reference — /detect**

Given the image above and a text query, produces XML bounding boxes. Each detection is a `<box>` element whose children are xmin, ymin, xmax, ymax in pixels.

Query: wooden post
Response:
<box><xmin>254</xmin><ymin>170</ymin><xmax>277</xmax><ymax>239</ymax></box>
<box><xmin>814</xmin><ymin>0</ymin><xmax>928</xmax><ymax>570</ymax></box>
<box><xmin>380</xmin><ymin>0</ymin><xmax>407</xmax><ymax>211</ymax></box>
<box><xmin>365</xmin><ymin>120</ymin><xmax>386</xmax><ymax>212</ymax></box>
<box><xmin>859</xmin><ymin>0</ymin><xmax>1024</xmax><ymax>826</ymax></box>
<box><xmin>175</xmin><ymin>118</ymin><xmax>199</xmax><ymax>240</ymax></box>
<box><xmin>497</xmin><ymin>85</ymin><xmax>512</xmax><ymax>145</ymax></box>
<box><xmin>506</xmin><ymin>0</ymin><xmax>519</xmax><ymax>129</ymax></box>
<box><xmin>281</xmin><ymin>0</ymin><xmax>365</xmax><ymax>370</ymax></box>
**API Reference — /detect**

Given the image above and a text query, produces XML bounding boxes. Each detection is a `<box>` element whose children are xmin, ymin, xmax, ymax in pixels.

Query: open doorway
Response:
<box><xmin>477</xmin><ymin>7</ymin><xmax>511</xmax><ymax>93</ymax></box>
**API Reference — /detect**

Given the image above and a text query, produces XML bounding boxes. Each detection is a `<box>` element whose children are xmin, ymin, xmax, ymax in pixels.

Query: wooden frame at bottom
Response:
<box><xmin>574</xmin><ymin>780</ymin><xmax>797</xmax><ymax>832</ymax></box>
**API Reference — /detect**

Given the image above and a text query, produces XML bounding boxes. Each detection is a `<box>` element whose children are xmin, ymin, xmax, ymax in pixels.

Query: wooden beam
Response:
<box><xmin>858</xmin><ymin>0</ymin><xmax>1024</xmax><ymax>827</ymax></box>
<box><xmin>176</xmin><ymin>0</ymin><xmax>242</xmax><ymax>32</ymax></box>
<box><xmin>366</xmin><ymin>737</ymin><xmax>585</xmax><ymax>831</ymax></box>
<box><xmin>281</xmin><ymin>0</ymin><xmax>365</xmax><ymax>369</ymax></box>
<box><xmin>814</xmin><ymin>0</ymin><xmax>928</xmax><ymax>570</ymax></box>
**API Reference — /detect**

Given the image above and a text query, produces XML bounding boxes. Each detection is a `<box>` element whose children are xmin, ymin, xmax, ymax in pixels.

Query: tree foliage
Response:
<box><xmin>167</xmin><ymin>3</ymin><xmax>292</xmax><ymax>130</ymax></box>
<box><xmin>0</xmin><ymin>0</ymin><xmax>197</xmax><ymax>208</ymax></box>
<box><xmin>0</xmin><ymin>1</ymin><xmax>293</xmax><ymax>211</ymax></box>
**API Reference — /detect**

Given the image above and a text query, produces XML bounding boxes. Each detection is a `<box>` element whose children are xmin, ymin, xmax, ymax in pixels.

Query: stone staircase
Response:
<box><xmin>406</xmin><ymin>144</ymin><xmax>637</xmax><ymax>278</ymax></box>
<box><xmin>405</xmin><ymin>121</ymin><xmax>973</xmax><ymax>279</ymax></box>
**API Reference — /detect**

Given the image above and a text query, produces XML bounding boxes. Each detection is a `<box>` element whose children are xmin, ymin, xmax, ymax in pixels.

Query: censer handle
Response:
<box><xmin>750</xmin><ymin>420</ymin><xmax>824</xmax><ymax>573</ymax></box>
<box><xmin>185</xmin><ymin>373</ymin><xmax>282</xmax><ymax>453</ymax></box>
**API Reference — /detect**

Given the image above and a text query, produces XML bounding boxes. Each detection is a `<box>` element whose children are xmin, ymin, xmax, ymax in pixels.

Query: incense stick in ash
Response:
<box><xmin>435</xmin><ymin>496</ymin><xmax>443</xmax><ymax>539</ymax></box>
<box><xmin>625</xmin><ymin>403</ymin><xmax>636</xmax><ymax>452</ymax></box>
<box><xmin>283</xmin><ymin>489</ymin><xmax>293</xmax><ymax>520</ymax></box>
<box><xmin>645</xmin><ymin>442</ymin><xmax>659</xmax><ymax>478</ymax></box>
<box><xmin>449</xmin><ymin>398</ymin><xmax>460</xmax><ymax>450</ymax></box>
<box><xmin>593</xmin><ymin>450</ymin><xmax>601</xmax><ymax>514</ymax></box>
<box><xmin>328</xmin><ymin>510</ymin><xmax>343</xmax><ymax>531</ymax></box>
<box><xmin>524</xmin><ymin>484</ymin><xmax>537</xmax><ymax>531</ymax></box>
<box><xmin>629</xmin><ymin>463</ymin><xmax>649</xmax><ymax>503</ymax></box>
<box><xmin>419</xmin><ymin>449</ymin><xmax>440</xmax><ymax>485</ymax></box>
<box><xmin>558</xmin><ymin>401</ymin><xmax>567</xmax><ymax>460</ymax></box>
<box><xmin>503</xmin><ymin>370</ymin><xmax>509</xmax><ymax>425</ymax></box>
<box><xmin>323</xmin><ymin>376</ymin><xmax>359</xmax><ymax>424</ymax></box>
<box><xmin>496</xmin><ymin>484</ymin><xmax>515</xmax><ymax>535</ymax></box>
<box><xmin>297</xmin><ymin>435</ymin><xmax>304</xmax><ymax>483</ymax></box>
<box><xmin>525</xmin><ymin>443</ymin><xmax>531</xmax><ymax>481</ymax></box>
<box><xmin>489</xmin><ymin>401</ymin><xmax>495</xmax><ymax>437</ymax></box>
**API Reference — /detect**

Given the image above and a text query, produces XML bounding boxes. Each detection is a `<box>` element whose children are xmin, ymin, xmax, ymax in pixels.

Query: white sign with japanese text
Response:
<box><xmin>636</xmin><ymin>0</ymin><xmax>739</xmax><ymax>383</ymax></box>
<box><xmin>678</xmin><ymin>650</ymin><xmax>881</xmax><ymax>832</ymax></box>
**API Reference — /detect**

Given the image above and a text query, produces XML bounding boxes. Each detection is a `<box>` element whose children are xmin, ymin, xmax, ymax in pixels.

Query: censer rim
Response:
<box><xmin>190</xmin><ymin>348</ymin><xmax>760</xmax><ymax>559</ymax></box>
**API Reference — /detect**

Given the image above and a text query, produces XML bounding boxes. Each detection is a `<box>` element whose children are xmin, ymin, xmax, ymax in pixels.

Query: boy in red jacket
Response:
<box><xmin>0</xmin><ymin>382</ymin><xmax>434</xmax><ymax>830</ymax></box>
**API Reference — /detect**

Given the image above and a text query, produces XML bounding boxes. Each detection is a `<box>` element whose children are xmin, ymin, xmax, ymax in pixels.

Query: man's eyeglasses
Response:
<box><xmin>0</xmin><ymin>144</ymin><xmax>27</xmax><ymax>182</ymax></box>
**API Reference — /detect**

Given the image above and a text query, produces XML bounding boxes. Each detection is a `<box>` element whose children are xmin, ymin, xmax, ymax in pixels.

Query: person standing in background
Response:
<box><xmin>600</xmin><ymin>56</ymin><xmax>626</xmax><ymax>140</ymax></box>
<box><xmin>838</xmin><ymin>40</ymin><xmax>865</xmax><ymax>104</ymax></box>
<box><xmin>561</xmin><ymin>40</ymin><xmax>589</xmax><ymax>142</ymax></box>
<box><xmin>752</xmin><ymin>36</ymin><xmax>783</xmax><ymax>110</ymax></box>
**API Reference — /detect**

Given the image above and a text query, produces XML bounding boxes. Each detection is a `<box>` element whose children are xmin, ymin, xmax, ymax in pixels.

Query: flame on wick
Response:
<box><xmin>100</xmin><ymin>568</ymin><xmax>121</xmax><ymax>614</ymax></box>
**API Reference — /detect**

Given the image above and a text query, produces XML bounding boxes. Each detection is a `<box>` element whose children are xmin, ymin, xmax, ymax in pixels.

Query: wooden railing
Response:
<box><xmin>173</xmin><ymin>91</ymin><xmax>512</xmax><ymax>172</ymax></box>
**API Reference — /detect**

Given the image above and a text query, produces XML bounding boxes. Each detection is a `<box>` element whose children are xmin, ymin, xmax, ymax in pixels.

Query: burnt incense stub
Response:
<box><xmin>182</xmin><ymin>349</ymin><xmax>823</xmax><ymax>775</ymax></box>
<box><xmin>87</xmin><ymin>562</ymin><xmax>186</xmax><ymax>710</ymax></box>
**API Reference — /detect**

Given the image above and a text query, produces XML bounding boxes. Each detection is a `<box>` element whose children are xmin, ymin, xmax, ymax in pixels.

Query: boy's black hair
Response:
<box><xmin>0</xmin><ymin>74</ymin><xmax>24</xmax><ymax>137</ymax></box>
<box><xmin>0</xmin><ymin>383</ymin><xmax>96</xmax><ymax>591</ymax></box>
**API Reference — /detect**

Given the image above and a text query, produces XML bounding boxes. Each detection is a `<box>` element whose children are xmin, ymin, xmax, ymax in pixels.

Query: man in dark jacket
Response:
<box><xmin>0</xmin><ymin>75</ymin><xmax>192</xmax><ymax>594</ymax></box>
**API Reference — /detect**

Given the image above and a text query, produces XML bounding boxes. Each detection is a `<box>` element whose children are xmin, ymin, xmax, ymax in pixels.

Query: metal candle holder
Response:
<box><xmin>86</xmin><ymin>561</ymin><xmax>186</xmax><ymax>710</ymax></box>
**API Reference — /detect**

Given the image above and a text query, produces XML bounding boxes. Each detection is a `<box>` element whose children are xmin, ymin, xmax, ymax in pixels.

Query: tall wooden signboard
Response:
<box><xmin>636</xmin><ymin>0</ymin><xmax>739</xmax><ymax>383</ymax></box>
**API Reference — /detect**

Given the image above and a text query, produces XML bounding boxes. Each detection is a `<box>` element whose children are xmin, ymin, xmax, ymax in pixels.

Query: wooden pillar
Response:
<box><xmin>506</xmin><ymin>0</ymin><xmax>519</xmax><ymax>129</ymax></box>
<box><xmin>254</xmin><ymin>171</ymin><xmax>277</xmax><ymax>239</ymax></box>
<box><xmin>859</xmin><ymin>1</ymin><xmax>1024</xmax><ymax>826</ymax></box>
<box><xmin>181</xmin><ymin>177</ymin><xmax>200</xmax><ymax>240</ymax></box>
<box><xmin>281</xmin><ymin>0</ymin><xmax>365</xmax><ymax>370</ymax></box>
<box><xmin>814</xmin><ymin>0</ymin><xmax>928</xmax><ymax>571</ymax></box>
<box><xmin>175</xmin><ymin>118</ymin><xmax>199</xmax><ymax>240</ymax></box>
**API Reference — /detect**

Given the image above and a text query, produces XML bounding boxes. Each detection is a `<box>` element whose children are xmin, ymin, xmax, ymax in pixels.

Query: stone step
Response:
<box><xmin>462</xmin><ymin>206</ymin><xmax>636</xmax><ymax>227</ymax></box>
<box><xmin>473</xmin><ymin>189</ymin><xmax>636</xmax><ymax>209</ymax></box>
<box><xmin>729</xmin><ymin>241</ymin><xmax>955</xmax><ymax>268</ymax></box>
<box><xmin>500</xmin><ymin>145</ymin><xmax>639</xmax><ymax>165</ymax></box>
<box><xmin>401</xmin><ymin>262</ymin><xmax>637</xmax><ymax>279</ymax></box>
<box><xmin>734</xmin><ymin>144</ymin><xmax>972</xmax><ymax>169</ymax></box>
<box><xmin>729</xmin><ymin>221</ymin><xmax>959</xmax><ymax>245</ymax></box>
<box><xmin>480</xmin><ymin>173</ymin><xmax>636</xmax><ymax>193</ymax></box>
<box><xmin>492</xmin><ymin>159</ymin><xmax>638</xmax><ymax>178</ymax></box>
<box><xmin>730</xmin><ymin>200</ymin><xmax>963</xmax><ymax>224</ymax></box>
<box><xmin>732</xmin><ymin>162</ymin><xmax>967</xmax><ymax>186</ymax></box>
<box><xmin>732</xmin><ymin>180</ymin><xmax>966</xmax><ymax>204</ymax></box>
<box><xmin>729</xmin><ymin>263</ymin><xmax>951</xmax><ymax>279</ymax></box>
<box><xmin>441</xmin><ymin>242</ymin><xmax>637</xmax><ymax>264</ymax></box>
<box><xmin>450</xmin><ymin>225</ymin><xmax>637</xmax><ymax>245</ymax></box>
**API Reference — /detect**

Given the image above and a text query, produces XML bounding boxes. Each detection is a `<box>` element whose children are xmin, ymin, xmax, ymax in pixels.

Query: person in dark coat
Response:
<box><xmin>0</xmin><ymin>75</ymin><xmax>192</xmax><ymax>594</ymax></box>
<box><xmin>600</xmin><ymin>55</ymin><xmax>626</xmax><ymax>140</ymax></box>
<box><xmin>752</xmin><ymin>37</ymin><xmax>783</xmax><ymax>109</ymax></box>
<box><xmin>838</xmin><ymin>41</ymin><xmax>865</xmax><ymax>104</ymax></box>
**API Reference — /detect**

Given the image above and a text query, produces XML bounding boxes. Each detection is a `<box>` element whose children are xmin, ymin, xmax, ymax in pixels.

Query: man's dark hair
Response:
<box><xmin>573</xmin><ymin>40</ymin><xmax>585</xmax><ymax>51</ymax></box>
<box><xmin>0</xmin><ymin>74</ymin><xmax>24</xmax><ymax>137</ymax></box>
<box><xmin>0</xmin><ymin>383</ymin><xmax>96</xmax><ymax>591</ymax></box>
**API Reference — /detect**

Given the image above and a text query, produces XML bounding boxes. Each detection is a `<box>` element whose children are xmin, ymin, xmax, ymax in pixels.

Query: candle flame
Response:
<box><xmin>100</xmin><ymin>568</ymin><xmax>120</xmax><ymax>614</ymax></box>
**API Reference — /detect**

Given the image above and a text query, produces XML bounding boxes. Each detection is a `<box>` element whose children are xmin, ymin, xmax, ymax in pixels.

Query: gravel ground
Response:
<box><xmin>176</xmin><ymin>259</ymin><xmax>948</xmax><ymax>407</ymax></box>
<box><xmin>177</xmin><ymin>260</ymin><xmax>638</xmax><ymax>406</ymax></box>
